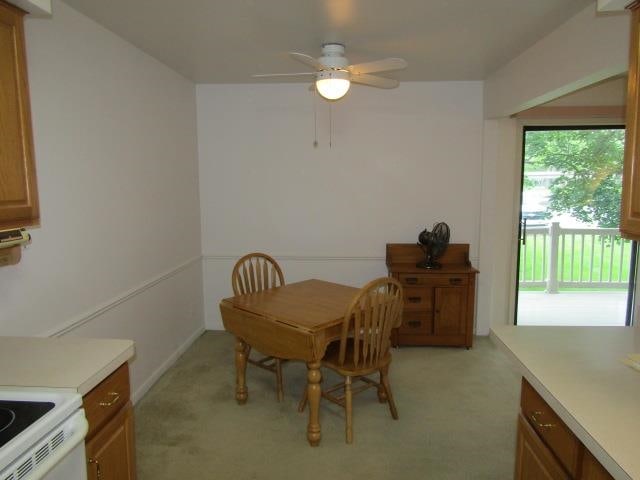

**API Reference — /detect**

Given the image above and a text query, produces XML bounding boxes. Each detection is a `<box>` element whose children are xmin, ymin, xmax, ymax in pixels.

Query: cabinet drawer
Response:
<box><xmin>403</xmin><ymin>287</ymin><xmax>433</xmax><ymax>311</ymax></box>
<box><xmin>84</xmin><ymin>363</ymin><xmax>130</xmax><ymax>440</ymax></box>
<box><xmin>521</xmin><ymin>379</ymin><xmax>580</xmax><ymax>477</ymax></box>
<box><xmin>399</xmin><ymin>311</ymin><xmax>432</xmax><ymax>335</ymax></box>
<box><xmin>399</xmin><ymin>274</ymin><xmax>468</xmax><ymax>287</ymax></box>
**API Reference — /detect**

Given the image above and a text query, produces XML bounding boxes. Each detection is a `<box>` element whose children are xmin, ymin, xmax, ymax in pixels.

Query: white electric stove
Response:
<box><xmin>0</xmin><ymin>388</ymin><xmax>88</xmax><ymax>480</ymax></box>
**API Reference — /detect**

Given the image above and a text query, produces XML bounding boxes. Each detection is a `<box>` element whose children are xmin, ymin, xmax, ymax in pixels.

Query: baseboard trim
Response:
<box><xmin>131</xmin><ymin>326</ymin><xmax>205</xmax><ymax>404</ymax></box>
<box><xmin>44</xmin><ymin>255</ymin><xmax>202</xmax><ymax>338</ymax></box>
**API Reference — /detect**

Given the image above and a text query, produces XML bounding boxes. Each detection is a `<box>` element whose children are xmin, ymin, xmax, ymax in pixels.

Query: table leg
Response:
<box><xmin>306</xmin><ymin>361</ymin><xmax>322</xmax><ymax>446</ymax></box>
<box><xmin>235</xmin><ymin>338</ymin><xmax>248</xmax><ymax>405</ymax></box>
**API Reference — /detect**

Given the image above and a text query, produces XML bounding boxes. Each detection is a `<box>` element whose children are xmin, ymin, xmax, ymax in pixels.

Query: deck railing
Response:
<box><xmin>519</xmin><ymin>222</ymin><xmax>633</xmax><ymax>292</ymax></box>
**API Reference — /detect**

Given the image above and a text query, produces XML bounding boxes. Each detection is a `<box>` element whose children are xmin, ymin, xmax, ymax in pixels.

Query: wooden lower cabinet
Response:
<box><xmin>515</xmin><ymin>378</ymin><xmax>613</xmax><ymax>480</ymax></box>
<box><xmin>83</xmin><ymin>363</ymin><xmax>136</xmax><ymax>480</ymax></box>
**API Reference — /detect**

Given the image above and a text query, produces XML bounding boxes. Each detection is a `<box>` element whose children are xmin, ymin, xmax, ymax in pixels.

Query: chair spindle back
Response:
<box><xmin>231</xmin><ymin>253</ymin><xmax>285</xmax><ymax>296</ymax></box>
<box><xmin>338</xmin><ymin>277</ymin><xmax>403</xmax><ymax>369</ymax></box>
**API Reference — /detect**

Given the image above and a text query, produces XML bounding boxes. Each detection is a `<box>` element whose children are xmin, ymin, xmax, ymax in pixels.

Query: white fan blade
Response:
<box><xmin>252</xmin><ymin>72</ymin><xmax>315</xmax><ymax>78</ymax></box>
<box><xmin>351</xmin><ymin>73</ymin><xmax>399</xmax><ymax>89</ymax></box>
<box><xmin>289</xmin><ymin>52</ymin><xmax>323</xmax><ymax>70</ymax></box>
<box><xmin>348</xmin><ymin>58</ymin><xmax>407</xmax><ymax>75</ymax></box>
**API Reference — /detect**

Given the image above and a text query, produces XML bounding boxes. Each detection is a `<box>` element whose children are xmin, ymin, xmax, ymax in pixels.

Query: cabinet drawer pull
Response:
<box><xmin>529</xmin><ymin>411</ymin><xmax>555</xmax><ymax>429</ymax></box>
<box><xmin>99</xmin><ymin>391</ymin><xmax>121</xmax><ymax>407</ymax></box>
<box><xmin>449</xmin><ymin>277</ymin><xmax>462</xmax><ymax>285</ymax></box>
<box><xmin>407</xmin><ymin>296</ymin><xmax>421</xmax><ymax>303</ymax></box>
<box><xmin>407</xmin><ymin>320</ymin><xmax>421</xmax><ymax>328</ymax></box>
<box><xmin>405</xmin><ymin>277</ymin><xmax>418</xmax><ymax>284</ymax></box>
<box><xmin>88</xmin><ymin>458</ymin><xmax>102</xmax><ymax>480</ymax></box>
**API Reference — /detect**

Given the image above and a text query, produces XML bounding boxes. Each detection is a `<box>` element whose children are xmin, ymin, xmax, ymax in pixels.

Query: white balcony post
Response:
<box><xmin>546</xmin><ymin>222</ymin><xmax>560</xmax><ymax>293</ymax></box>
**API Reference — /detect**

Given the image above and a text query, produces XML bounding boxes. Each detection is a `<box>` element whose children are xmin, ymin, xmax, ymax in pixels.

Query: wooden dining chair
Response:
<box><xmin>231</xmin><ymin>252</ymin><xmax>287</xmax><ymax>401</ymax></box>
<box><xmin>298</xmin><ymin>276</ymin><xmax>403</xmax><ymax>443</ymax></box>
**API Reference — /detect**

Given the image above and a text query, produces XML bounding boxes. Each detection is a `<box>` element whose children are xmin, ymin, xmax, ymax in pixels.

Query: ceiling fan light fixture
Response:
<box><xmin>315</xmin><ymin>69</ymin><xmax>350</xmax><ymax>100</ymax></box>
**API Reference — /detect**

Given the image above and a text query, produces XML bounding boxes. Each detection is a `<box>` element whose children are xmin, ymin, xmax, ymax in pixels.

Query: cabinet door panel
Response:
<box><xmin>515</xmin><ymin>414</ymin><xmax>570</xmax><ymax>480</ymax></box>
<box><xmin>0</xmin><ymin>2</ymin><xmax>38</xmax><ymax>229</ymax></box>
<box><xmin>86</xmin><ymin>403</ymin><xmax>136</xmax><ymax>480</ymax></box>
<box><xmin>434</xmin><ymin>287</ymin><xmax>466</xmax><ymax>335</ymax></box>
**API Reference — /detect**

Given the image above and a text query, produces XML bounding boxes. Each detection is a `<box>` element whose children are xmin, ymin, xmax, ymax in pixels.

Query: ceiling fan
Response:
<box><xmin>253</xmin><ymin>43</ymin><xmax>408</xmax><ymax>101</ymax></box>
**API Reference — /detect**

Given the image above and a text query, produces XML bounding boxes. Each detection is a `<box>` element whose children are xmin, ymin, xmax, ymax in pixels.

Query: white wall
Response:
<box><xmin>484</xmin><ymin>4</ymin><xmax>630</xmax><ymax>118</ymax></box>
<box><xmin>6</xmin><ymin>0</ymin><xmax>51</xmax><ymax>17</ymax></box>
<box><xmin>0</xmin><ymin>0</ymin><xmax>203</xmax><ymax>402</ymax></box>
<box><xmin>543</xmin><ymin>76</ymin><xmax>626</xmax><ymax>107</ymax></box>
<box><xmin>477</xmin><ymin>118</ymin><xmax>520</xmax><ymax>329</ymax></box>
<box><xmin>197</xmin><ymin>82</ymin><xmax>484</xmax><ymax>330</ymax></box>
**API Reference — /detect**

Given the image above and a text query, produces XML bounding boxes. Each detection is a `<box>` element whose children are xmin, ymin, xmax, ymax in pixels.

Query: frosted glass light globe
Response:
<box><xmin>315</xmin><ymin>70</ymin><xmax>350</xmax><ymax>100</ymax></box>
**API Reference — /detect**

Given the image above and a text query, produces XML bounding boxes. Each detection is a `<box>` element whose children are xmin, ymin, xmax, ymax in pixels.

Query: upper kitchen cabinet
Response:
<box><xmin>0</xmin><ymin>0</ymin><xmax>39</xmax><ymax>231</ymax></box>
<box><xmin>622</xmin><ymin>3</ymin><xmax>640</xmax><ymax>239</ymax></box>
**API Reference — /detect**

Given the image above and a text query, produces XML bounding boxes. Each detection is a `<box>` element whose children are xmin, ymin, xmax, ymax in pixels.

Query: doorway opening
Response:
<box><xmin>515</xmin><ymin>125</ymin><xmax>636</xmax><ymax>326</ymax></box>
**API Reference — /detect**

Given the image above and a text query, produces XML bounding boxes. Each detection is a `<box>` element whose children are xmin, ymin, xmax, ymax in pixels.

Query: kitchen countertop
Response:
<box><xmin>491</xmin><ymin>325</ymin><xmax>640</xmax><ymax>480</ymax></box>
<box><xmin>0</xmin><ymin>336</ymin><xmax>134</xmax><ymax>395</ymax></box>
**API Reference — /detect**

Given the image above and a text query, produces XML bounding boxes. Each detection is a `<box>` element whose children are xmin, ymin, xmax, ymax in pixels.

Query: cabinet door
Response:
<box><xmin>433</xmin><ymin>286</ymin><xmax>467</xmax><ymax>335</ymax></box>
<box><xmin>515</xmin><ymin>413</ymin><xmax>570</xmax><ymax>480</ymax></box>
<box><xmin>86</xmin><ymin>403</ymin><xmax>136</xmax><ymax>480</ymax></box>
<box><xmin>0</xmin><ymin>1</ymin><xmax>39</xmax><ymax>230</ymax></box>
<box><xmin>622</xmin><ymin>5</ymin><xmax>640</xmax><ymax>239</ymax></box>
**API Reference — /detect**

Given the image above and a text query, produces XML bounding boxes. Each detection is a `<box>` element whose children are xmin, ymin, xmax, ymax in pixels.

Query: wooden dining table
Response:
<box><xmin>219</xmin><ymin>278</ymin><xmax>358</xmax><ymax>446</ymax></box>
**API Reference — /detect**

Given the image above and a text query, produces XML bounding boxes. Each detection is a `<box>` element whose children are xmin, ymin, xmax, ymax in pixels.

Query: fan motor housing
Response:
<box><xmin>315</xmin><ymin>69</ymin><xmax>349</xmax><ymax>81</ymax></box>
<box><xmin>319</xmin><ymin>43</ymin><xmax>349</xmax><ymax>69</ymax></box>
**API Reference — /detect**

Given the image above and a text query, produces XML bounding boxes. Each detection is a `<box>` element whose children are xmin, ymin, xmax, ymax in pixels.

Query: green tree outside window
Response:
<box><xmin>524</xmin><ymin>129</ymin><xmax>625</xmax><ymax>228</ymax></box>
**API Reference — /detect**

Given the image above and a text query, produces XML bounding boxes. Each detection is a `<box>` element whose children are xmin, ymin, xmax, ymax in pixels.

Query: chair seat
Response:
<box><xmin>322</xmin><ymin>339</ymin><xmax>392</xmax><ymax>377</ymax></box>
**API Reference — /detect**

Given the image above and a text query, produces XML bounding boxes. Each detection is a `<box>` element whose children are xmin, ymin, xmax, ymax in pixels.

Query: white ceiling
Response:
<box><xmin>60</xmin><ymin>0</ymin><xmax>595</xmax><ymax>83</ymax></box>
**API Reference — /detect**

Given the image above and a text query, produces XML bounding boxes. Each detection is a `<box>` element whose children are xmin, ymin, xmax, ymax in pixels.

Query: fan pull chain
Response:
<box><xmin>329</xmin><ymin>102</ymin><xmax>332</xmax><ymax>149</ymax></box>
<box><xmin>313</xmin><ymin>88</ymin><xmax>318</xmax><ymax>148</ymax></box>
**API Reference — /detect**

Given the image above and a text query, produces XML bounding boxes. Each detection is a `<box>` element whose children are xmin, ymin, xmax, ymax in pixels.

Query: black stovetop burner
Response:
<box><xmin>0</xmin><ymin>401</ymin><xmax>54</xmax><ymax>448</ymax></box>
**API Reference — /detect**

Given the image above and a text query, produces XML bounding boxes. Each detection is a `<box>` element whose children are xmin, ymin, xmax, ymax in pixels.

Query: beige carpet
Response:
<box><xmin>135</xmin><ymin>332</ymin><xmax>521</xmax><ymax>480</ymax></box>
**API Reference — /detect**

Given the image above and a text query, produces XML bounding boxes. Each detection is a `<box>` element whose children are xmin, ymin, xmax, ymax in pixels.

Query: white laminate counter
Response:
<box><xmin>491</xmin><ymin>325</ymin><xmax>640</xmax><ymax>480</ymax></box>
<box><xmin>0</xmin><ymin>336</ymin><xmax>135</xmax><ymax>395</ymax></box>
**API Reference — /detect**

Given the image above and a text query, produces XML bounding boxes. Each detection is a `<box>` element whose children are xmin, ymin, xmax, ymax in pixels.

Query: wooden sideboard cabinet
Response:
<box><xmin>386</xmin><ymin>243</ymin><xmax>478</xmax><ymax>348</ymax></box>
<box><xmin>0</xmin><ymin>1</ymin><xmax>39</xmax><ymax>230</ymax></box>
<box><xmin>83</xmin><ymin>363</ymin><xmax>137</xmax><ymax>480</ymax></box>
<box><xmin>515</xmin><ymin>378</ymin><xmax>614</xmax><ymax>480</ymax></box>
